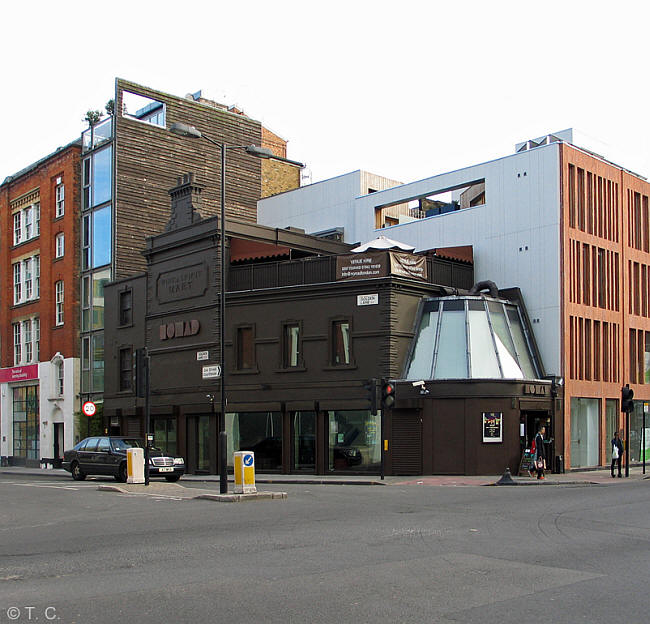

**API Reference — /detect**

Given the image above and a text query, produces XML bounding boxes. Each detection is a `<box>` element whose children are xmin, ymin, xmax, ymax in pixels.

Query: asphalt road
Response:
<box><xmin>0</xmin><ymin>474</ymin><xmax>648</xmax><ymax>624</ymax></box>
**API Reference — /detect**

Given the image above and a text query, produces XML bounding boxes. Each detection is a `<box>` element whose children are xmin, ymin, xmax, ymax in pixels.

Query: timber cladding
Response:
<box><xmin>114</xmin><ymin>79</ymin><xmax>263</xmax><ymax>279</ymax></box>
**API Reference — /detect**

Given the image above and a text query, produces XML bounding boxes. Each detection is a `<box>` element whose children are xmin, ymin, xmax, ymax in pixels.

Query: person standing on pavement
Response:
<box><xmin>535</xmin><ymin>425</ymin><xmax>546</xmax><ymax>480</ymax></box>
<box><xmin>611</xmin><ymin>430</ymin><xmax>624</xmax><ymax>478</ymax></box>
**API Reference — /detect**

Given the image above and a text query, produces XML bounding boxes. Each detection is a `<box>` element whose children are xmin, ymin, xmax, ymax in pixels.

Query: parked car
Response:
<box><xmin>62</xmin><ymin>436</ymin><xmax>185</xmax><ymax>482</ymax></box>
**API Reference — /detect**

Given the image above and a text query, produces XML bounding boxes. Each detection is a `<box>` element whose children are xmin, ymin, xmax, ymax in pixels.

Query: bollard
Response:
<box><xmin>496</xmin><ymin>467</ymin><xmax>517</xmax><ymax>486</ymax></box>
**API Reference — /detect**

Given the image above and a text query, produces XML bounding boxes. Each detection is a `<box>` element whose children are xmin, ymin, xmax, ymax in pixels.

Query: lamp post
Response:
<box><xmin>170</xmin><ymin>122</ymin><xmax>274</xmax><ymax>493</ymax></box>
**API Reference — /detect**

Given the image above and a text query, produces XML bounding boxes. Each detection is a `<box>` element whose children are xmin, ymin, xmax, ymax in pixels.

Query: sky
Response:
<box><xmin>2</xmin><ymin>0</ymin><xmax>649</xmax><ymax>186</ymax></box>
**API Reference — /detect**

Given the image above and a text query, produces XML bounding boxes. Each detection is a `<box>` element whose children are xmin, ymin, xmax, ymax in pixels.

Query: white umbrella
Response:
<box><xmin>351</xmin><ymin>235</ymin><xmax>416</xmax><ymax>253</ymax></box>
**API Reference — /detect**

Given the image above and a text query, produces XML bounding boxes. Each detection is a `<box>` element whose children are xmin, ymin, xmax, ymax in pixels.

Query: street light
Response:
<box><xmin>170</xmin><ymin>122</ymin><xmax>274</xmax><ymax>494</ymax></box>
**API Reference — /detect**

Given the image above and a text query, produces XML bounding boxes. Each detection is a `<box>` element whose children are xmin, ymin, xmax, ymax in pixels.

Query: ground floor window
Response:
<box><xmin>13</xmin><ymin>385</ymin><xmax>39</xmax><ymax>460</ymax></box>
<box><xmin>153</xmin><ymin>418</ymin><xmax>177</xmax><ymax>457</ymax></box>
<box><xmin>327</xmin><ymin>410</ymin><xmax>380</xmax><ymax>472</ymax></box>
<box><xmin>605</xmin><ymin>399</ymin><xmax>619</xmax><ymax>463</ymax></box>
<box><xmin>629</xmin><ymin>401</ymin><xmax>650</xmax><ymax>463</ymax></box>
<box><xmin>570</xmin><ymin>397</ymin><xmax>599</xmax><ymax>467</ymax></box>
<box><xmin>227</xmin><ymin>412</ymin><xmax>282</xmax><ymax>471</ymax></box>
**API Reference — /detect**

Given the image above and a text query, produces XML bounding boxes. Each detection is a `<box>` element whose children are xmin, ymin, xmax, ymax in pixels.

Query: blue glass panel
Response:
<box><xmin>92</xmin><ymin>206</ymin><xmax>111</xmax><ymax>268</ymax></box>
<box><xmin>92</xmin><ymin>146</ymin><xmax>112</xmax><ymax>206</ymax></box>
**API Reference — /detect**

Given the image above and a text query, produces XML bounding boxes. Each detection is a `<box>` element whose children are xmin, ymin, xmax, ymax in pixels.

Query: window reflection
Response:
<box><xmin>227</xmin><ymin>412</ymin><xmax>282</xmax><ymax>471</ymax></box>
<box><xmin>93</xmin><ymin>205</ymin><xmax>112</xmax><ymax>267</ymax></box>
<box><xmin>328</xmin><ymin>410</ymin><xmax>380</xmax><ymax>472</ymax></box>
<box><xmin>92</xmin><ymin>146</ymin><xmax>112</xmax><ymax>207</ymax></box>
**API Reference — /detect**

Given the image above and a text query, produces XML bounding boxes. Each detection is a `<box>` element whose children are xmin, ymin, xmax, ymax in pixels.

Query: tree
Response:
<box><xmin>105</xmin><ymin>99</ymin><xmax>115</xmax><ymax>116</ymax></box>
<box><xmin>84</xmin><ymin>110</ymin><xmax>102</xmax><ymax>126</ymax></box>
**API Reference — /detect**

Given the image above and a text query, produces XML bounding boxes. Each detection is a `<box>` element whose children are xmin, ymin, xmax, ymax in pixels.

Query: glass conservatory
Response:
<box><xmin>405</xmin><ymin>296</ymin><xmax>541</xmax><ymax>381</ymax></box>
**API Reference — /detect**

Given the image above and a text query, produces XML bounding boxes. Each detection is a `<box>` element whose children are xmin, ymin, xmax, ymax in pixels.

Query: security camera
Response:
<box><xmin>412</xmin><ymin>380</ymin><xmax>425</xmax><ymax>387</ymax></box>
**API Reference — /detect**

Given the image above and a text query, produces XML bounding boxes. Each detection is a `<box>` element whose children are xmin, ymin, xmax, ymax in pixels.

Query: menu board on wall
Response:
<box><xmin>482</xmin><ymin>412</ymin><xmax>503</xmax><ymax>443</ymax></box>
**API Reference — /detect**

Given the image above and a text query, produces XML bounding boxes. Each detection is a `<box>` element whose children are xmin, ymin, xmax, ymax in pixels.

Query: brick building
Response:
<box><xmin>0</xmin><ymin>141</ymin><xmax>81</xmax><ymax>466</ymax></box>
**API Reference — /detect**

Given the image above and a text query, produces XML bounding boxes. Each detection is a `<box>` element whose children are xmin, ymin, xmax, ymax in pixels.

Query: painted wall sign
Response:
<box><xmin>156</xmin><ymin>263</ymin><xmax>208</xmax><ymax>303</ymax></box>
<box><xmin>357</xmin><ymin>294</ymin><xmax>379</xmax><ymax>306</ymax></box>
<box><xmin>482</xmin><ymin>412</ymin><xmax>503</xmax><ymax>443</ymax></box>
<box><xmin>0</xmin><ymin>364</ymin><xmax>39</xmax><ymax>384</ymax></box>
<box><xmin>336</xmin><ymin>251</ymin><xmax>427</xmax><ymax>282</ymax></box>
<box><xmin>159</xmin><ymin>319</ymin><xmax>200</xmax><ymax>340</ymax></box>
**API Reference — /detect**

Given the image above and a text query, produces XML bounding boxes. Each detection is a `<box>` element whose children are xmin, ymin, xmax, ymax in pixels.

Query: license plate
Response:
<box><xmin>158</xmin><ymin>467</ymin><xmax>174</xmax><ymax>473</ymax></box>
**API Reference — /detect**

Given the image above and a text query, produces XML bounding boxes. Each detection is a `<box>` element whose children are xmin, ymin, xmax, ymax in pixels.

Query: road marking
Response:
<box><xmin>0</xmin><ymin>481</ymin><xmax>93</xmax><ymax>490</ymax></box>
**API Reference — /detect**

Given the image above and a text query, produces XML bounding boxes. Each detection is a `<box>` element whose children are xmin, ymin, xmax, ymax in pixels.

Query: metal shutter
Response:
<box><xmin>391</xmin><ymin>411</ymin><xmax>422</xmax><ymax>475</ymax></box>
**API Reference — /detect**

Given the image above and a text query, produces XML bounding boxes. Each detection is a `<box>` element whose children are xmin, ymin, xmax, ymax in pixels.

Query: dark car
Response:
<box><xmin>62</xmin><ymin>436</ymin><xmax>185</xmax><ymax>482</ymax></box>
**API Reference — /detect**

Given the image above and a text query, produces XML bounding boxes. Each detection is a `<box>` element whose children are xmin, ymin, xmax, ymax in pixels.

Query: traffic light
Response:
<box><xmin>363</xmin><ymin>378</ymin><xmax>380</xmax><ymax>415</ymax></box>
<box><xmin>381</xmin><ymin>379</ymin><xmax>396</xmax><ymax>409</ymax></box>
<box><xmin>621</xmin><ymin>385</ymin><xmax>634</xmax><ymax>413</ymax></box>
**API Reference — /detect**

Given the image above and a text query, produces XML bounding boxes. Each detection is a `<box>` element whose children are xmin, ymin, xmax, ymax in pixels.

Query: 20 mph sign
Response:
<box><xmin>82</xmin><ymin>401</ymin><xmax>97</xmax><ymax>417</ymax></box>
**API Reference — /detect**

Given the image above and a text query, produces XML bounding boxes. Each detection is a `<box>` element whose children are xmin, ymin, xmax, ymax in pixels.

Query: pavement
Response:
<box><xmin>2</xmin><ymin>464</ymin><xmax>649</xmax><ymax>487</ymax></box>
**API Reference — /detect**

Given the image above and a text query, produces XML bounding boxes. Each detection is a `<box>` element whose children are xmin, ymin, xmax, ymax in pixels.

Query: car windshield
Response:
<box><xmin>111</xmin><ymin>438</ymin><xmax>144</xmax><ymax>451</ymax></box>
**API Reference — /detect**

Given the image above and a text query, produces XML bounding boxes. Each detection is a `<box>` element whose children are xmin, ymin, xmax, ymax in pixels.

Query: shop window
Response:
<box><xmin>119</xmin><ymin>347</ymin><xmax>133</xmax><ymax>392</ymax></box>
<box><xmin>154</xmin><ymin>418</ymin><xmax>177</xmax><ymax>456</ymax></box>
<box><xmin>236</xmin><ymin>326</ymin><xmax>255</xmax><ymax>370</ymax></box>
<box><xmin>282</xmin><ymin>322</ymin><xmax>302</xmax><ymax>368</ymax></box>
<box><xmin>331</xmin><ymin>320</ymin><xmax>351</xmax><ymax>365</ymax></box>
<box><xmin>327</xmin><ymin>410</ymin><xmax>380</xmax><ymax>472</ymax></box>
<box><xmin>119</xmin><ymin>290</ymin><xmax>132</xmax><ymax>326</ymax></box>
<box><xmin>226</xmin><ymin>412</ymin><xmax>282</xmax><ymax>471</ymax></box>
<box><xmin>12</xmin><ymin>386</ymin><xmax>39</xmax><ymax>460</ymax></box>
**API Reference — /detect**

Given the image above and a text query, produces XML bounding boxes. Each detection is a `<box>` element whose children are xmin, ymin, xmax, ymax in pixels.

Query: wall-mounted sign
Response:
<box><xmin>357</xmin><ymin>294</ymin><xmax>379</xmax><ymax>306</ymax></box>
<box><xmin>196</xmin><ymin>351</ymin><xmax>209</xmax><ymax>361</ymax></box>
<box><xmin>156</xmin><ymin>263</ymin><xmax>208</xmax><ymax>303</ymax></box>
<box><xmin>523</xmin><ymin>384</ymin><xmax>549</xmax><ymax>396</ymax></box>
<box><xmin>0</xmin><ymin>364</ymin><xmax>38</xmax><ymax>384</ymax></box>
<box><xmin>159</xmin><ymin>319</ymin><xmax>200</xmax><ymax>340</ymax></box>
<box><xmin>336</xmin><ymin>251</ymin><xmax>427</xmax><ymax>282</ymax></box>
<box><xmin>482</xmin><ymin>412</ymin><xmax>503</xmax><ymax>443</ymax></box>
<box><xmin>202</xmin><ymin>365</ymin><xmax>222</xmax><ymax>379</ymax></box>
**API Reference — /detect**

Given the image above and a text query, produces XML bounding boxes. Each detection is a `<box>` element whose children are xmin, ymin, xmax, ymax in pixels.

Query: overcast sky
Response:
<box><xmin>2</xmin><ymin>1</ymin><xmax>649</xmax><ymax>186</ymax></box>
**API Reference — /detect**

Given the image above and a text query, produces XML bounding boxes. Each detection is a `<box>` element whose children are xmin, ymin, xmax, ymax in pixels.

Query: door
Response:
<box><xmin>186</xmin><ymin>416</ymin><xmax>211</xmax><ymax>474</ymax></box>
<box><xmin>292</xmin><ymin>412</ymin><xmax>316</xmax><ymax>472</ymax></box>
<box><xmin>53</xmin><ymin>423</ymin><xmax>64</xmax><ymax>460</ymax></box>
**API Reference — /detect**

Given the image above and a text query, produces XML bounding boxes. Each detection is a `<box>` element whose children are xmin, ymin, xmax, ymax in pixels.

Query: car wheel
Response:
<box><xmin>117</xmin><ymin>462</ymin><xmax>128</xmax><ymax>483</ymax></box>
<box><xmin>165</xmin><ymin>475</ymin><xmax>181</xmax><ymax>482</ymax></box>
<box><xmin>71</xmin><ymin>461</ymin><xmax>86</xmax><ymax>481</ymax></box>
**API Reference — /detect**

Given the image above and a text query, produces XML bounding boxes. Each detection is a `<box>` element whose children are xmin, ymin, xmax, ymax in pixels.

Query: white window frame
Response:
<box><xmin>55</xmin><ymin>232</ymin><xmax>65</xmax><ymax>258</ymax></box>
<box><xmin>13</xmin><ymin>323</ymin><xmax>21</xmax><ymax>365</ymax></box>
<box><xmin>12</xmin><ymin>255</ymin><xmax>40</xmax><ymax>305</ymax></box>
<box><xmin>55</xmin><ymin>183</ymin><xmax>65</xmax><ymax>217</ymax></box>
<box><xmin>55</xmin><ymin>281</ymin><xmax>64</xmax><ymax>325</ymax></box>
<box><xmin>12</xmin><ymin>317</ymin><xmax>39</xmax><ymax>365</ymax></box>
<box><xmin>12</xmin><ymin>203</ymin><xmax>40</xmax><ymax>245</ymax></box>
<box><xmin>57</xmin><ymin>360</ymin><xmax>64</xmax><ymax>395</ymax></box>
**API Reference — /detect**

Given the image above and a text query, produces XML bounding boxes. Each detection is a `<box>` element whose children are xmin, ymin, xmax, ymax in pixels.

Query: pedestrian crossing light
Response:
<box><xmin>621</xmin><ymin>385</ymin><xmax>634</xmax><ymax>413</ymax></box>
<box><xmin>382</xmin><ymin>380</ymin><xmax>396</xmax><ymax>409</ymax></box>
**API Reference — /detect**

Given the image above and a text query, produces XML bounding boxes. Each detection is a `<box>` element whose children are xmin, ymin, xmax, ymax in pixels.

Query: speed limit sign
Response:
<box><xmin>82</xmin><ymin>401</ymin><xmax>96</xmax><ymax>417</ymax></box>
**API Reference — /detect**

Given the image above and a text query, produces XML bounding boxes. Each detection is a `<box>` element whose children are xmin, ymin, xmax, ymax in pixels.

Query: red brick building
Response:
<box><xmin>0</xmin><ymin>141</ymin><xmax>81</xmax><ymax>466</ymax></box>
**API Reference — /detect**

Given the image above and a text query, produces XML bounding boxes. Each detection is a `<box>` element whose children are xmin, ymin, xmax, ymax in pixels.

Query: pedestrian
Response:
<box><xmin>611</xmin><ymin>430</ymin><xmax>623</xmax><ymax>478</ymax></box>
<box><xmin>534</xmin><ymin>425</ymin><xmax>546</xmax><ymax>480</ymax></box>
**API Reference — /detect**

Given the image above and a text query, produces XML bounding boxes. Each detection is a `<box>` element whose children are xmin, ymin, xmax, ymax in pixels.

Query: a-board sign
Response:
<box><xmin>518</xmin><ymin>449</ymin><xmax>536</xmax><ymax>476</ymax></box>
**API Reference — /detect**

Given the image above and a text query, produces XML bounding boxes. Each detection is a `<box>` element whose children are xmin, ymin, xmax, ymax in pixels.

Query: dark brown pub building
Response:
<box><xmin>103</xmin><ymin>175</ymin><xmax>560</xmax><ymax>476</ymax></box>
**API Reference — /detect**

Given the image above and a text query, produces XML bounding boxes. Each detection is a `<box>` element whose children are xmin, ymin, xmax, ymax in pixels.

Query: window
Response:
<box><xmin>12</xmin><ymin>317</ymin><xmax>39</xmax><ymax>365</ymax></box>
<box><xmin>55</xmin><ymin>281</ymin><xmax>64</xmax><ymax>325</ymax></box>
<box><xmin>122</xmin><ymin>91</ymin><xmax>166</xmax><ymax>128</ymax></box>
<box><xmin>119</xmin><ymin>290</ymin><xmax>132</xmax><ymax>326</ymax></box>
<box><xmin>331</xmin><ymin>320</ymin><xmax>351</xmax><ymax>365</ymax></box>
<box><xmin>55</xmin><ymin>233</ymin><xmax>64</xmax><ymax>258</ymax></box>
<box><xmin>13</xmin><ymin>255</ymin><xmax>40</xmax><ymax>305</ymax></box>
<box><xmin>12</xmin><ymin>203</ymin><xmax>40</xmax><ymax>245</ymax></box>
<box><xmin>119</xmin><ymin>347</ymin><xmax>133</xmax><ymax>391</ymax></box>
<box><xmin>282</xmin><ymin>323</ymin><xmax>301</xmax><ymax>368</ymax></box>
<box><xmin>55</xmin><ymin>182</ymin><xmax>65</xmax><ymax>217</ymax></box>
<box><xmin>57</xmin><ymin>360</ymin><xmax>64</xmax><ymax>396</ymax></box>
<box><xmin>236</xmin><ymin>326</ymin><xmax>255</xmax><ymax>370</ymax></box>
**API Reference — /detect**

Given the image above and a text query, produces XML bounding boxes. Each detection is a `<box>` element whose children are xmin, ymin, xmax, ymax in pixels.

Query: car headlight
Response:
<box><xmin>173</xmin><ymin>457</ymin><xmax>185</xmax><ymax>465</ymax></box>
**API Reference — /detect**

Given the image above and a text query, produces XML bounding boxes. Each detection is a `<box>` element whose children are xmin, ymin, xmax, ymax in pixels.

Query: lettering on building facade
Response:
<box><xmin>159</xmin><ymin>319</ymin><xmax>200</xmax><ymax>340</ymax></box>
<box><xmin>156</xmin><ymin>264</ymin><xmax>208</xmax><ymax>303</ymax></box>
